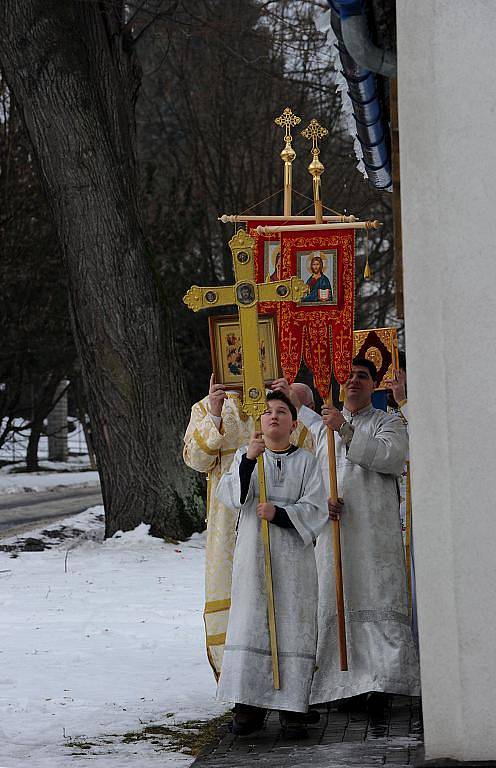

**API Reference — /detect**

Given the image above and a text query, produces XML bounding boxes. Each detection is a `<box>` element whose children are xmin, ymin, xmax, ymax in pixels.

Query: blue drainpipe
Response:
<box><xmin>327</xmin><ymin>0</ymin><xmax>392</xmax><ymax>191</ymax></box>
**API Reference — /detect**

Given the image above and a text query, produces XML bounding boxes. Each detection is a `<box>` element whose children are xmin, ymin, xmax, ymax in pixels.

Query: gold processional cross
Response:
<box><xmin>274</xmin><ymin>107</ymin><xmax>301</xmax><ymax>217</ymax></box>
<box><xmin>301</xmin><ymin>118</ymin><xmax>329</xmax><ymax>225</ymax></box>
<box><xmin>183</xmin><ymin>229</ymin><xmax>308</xmax><ymax>689</ymax></box>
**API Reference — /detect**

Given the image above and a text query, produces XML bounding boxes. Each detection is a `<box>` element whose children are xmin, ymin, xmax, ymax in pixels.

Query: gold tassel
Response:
<box><xmin>339</xmin><ymin>384</ymin><xmax>346</xmax><ymax>402</ymax></box>
<box><xmin>364</xmin><ymin>230</ymin><xmax>372</xmax><ymax>279</ymax></box>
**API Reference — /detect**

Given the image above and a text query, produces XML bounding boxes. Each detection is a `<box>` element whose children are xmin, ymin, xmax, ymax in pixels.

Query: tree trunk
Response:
<box><xmin>26</xmin><ymin>416</ymin><xmax>43</xmax><ymax>471</ymax></box>
<box><xmin>0</xmin><ymin>1</ymin><xmax>203</xmax><ymax>539</ymax></box>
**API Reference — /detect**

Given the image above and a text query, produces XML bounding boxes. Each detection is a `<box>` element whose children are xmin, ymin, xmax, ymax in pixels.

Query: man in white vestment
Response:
<box><xmin>293</xmin><ymin>357</ymin><xmax>420</xmax><ymax>712</ymax></box>
<box><xmin>183</xmin><ymin>375</ymin><xmax>314</xmax><ymax>678</ymax></box>
<box><xmin>215</xmin><ymin>391</ymin><xmax>327</xmax><ymax>736</ymax></box>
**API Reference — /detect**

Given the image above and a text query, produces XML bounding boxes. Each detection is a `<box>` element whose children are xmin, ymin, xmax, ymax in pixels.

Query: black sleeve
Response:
<box><xmin>271</xmin><ymin>505</ymin><xmax>296</xmax><ymax>530</ymax></box>
<box><xmin>239</xmin><ymin>455</ymin><xmax>257</xmax><ymax>504</ymax></box>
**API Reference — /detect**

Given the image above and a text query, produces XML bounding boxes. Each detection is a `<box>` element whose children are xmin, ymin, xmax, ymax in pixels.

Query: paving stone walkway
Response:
<box><xmin>193</xmin><ymin>696</ymin><xmax>422</xmax><ymax>768</ymax></box>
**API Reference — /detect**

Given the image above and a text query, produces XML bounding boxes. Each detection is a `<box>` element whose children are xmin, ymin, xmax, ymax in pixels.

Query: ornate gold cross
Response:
<box><xmin>183</xmin><ymin>229</ymin><xmax>308</xmax><ymax>420</ymax></box>
<box><xmin>274</xmin><ymin>107</ymin><xmax>301</xmax><ymax>216</ymax></box>
<box><xmin>301</xmin><ymin>118</ymin><xmax>329</xmax><ymax>224</ymax></box>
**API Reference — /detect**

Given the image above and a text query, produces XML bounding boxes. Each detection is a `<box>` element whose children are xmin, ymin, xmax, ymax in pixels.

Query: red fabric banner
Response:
<box><xmin>248</xmin><ymin>221</ymin><xmax>355</xmax><ymax>397</ymax></box>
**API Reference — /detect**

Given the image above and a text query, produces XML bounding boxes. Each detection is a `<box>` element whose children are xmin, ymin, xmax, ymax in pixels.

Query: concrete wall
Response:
<box><xmin>396</xmin><ymin>1</ymin><xmax>496</xmax><ymax>760</ymax></box>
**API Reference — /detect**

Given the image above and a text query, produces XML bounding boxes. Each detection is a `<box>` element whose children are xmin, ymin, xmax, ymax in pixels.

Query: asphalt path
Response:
<box><xmin>0</xmin><ymin>484</ymin><xmax>103</xmax><ymax>538</ymax></box>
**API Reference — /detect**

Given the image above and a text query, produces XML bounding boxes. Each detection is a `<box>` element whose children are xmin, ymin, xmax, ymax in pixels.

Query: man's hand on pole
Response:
<box><xmin>328</xmin><ymin>497</ymin><xmax>344</xmax><ymax>521</ymax></box>
<box><xmin>257</xmin><ymin>502</ymin><xmax>276</xmax><ymax>521</ymax></box>
<box><xmin>208</xmin><ymin>373</ymin><xmax>227</xmax><ymax>417</ymax></box>
<box><xmin>247</xmin><ymin>431</ymin><xmax>265</xmax><ymax>460</ymax></box>
<box><xmin>322</xmin><ymin>404</ymin><xmax>345</xmax><ymax>431</ymax></box>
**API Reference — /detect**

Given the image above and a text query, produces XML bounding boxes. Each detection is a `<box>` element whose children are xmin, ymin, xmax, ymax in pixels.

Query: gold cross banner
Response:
<box><xmin>183</xmin><ymin>229</ymin><xmax>308</xmax><ymax>419</ymax></box>
<box><xmin>183</xmin><ymin>228</ymin><xmax>308</xmax><ymax>689</ymax></box>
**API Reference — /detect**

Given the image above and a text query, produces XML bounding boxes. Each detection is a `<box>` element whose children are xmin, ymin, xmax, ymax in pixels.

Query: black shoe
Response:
<box><xmin>229</xmin><ymin>703</ymin><xmax>267</xmax><ymax>736</ymax></box>
<box><xmin>337</xmin><ymin>693</ymin><xmax>368</xmax><ymax>712</ymax></box>
<box><xmin>366</xmin><ymin>692</ymin><xmax>390</xmax><ymax>718</ymax></box>
<box><xmin>279</xmin><ymin>710</ymin><xmax>309</xmax><ymax>739</ymax></box>
<box><xmin>304</xmin><ymin>707</ymin><xmax>321</xmax><ymax>725</ymax></box>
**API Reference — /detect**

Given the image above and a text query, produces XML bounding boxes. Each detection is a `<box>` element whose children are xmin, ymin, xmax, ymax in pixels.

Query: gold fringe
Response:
<box><xmin>364</xmin><ymin>230</ymin><xmax>372</xmax><ymax>279</ymax></box>
<box><xmin>339</xmin><ymin>384</ymin><xmax>346</xmax><ymax>402</ymax></box>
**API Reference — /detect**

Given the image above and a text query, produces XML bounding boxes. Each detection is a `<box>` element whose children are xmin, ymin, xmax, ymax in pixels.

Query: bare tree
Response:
<box><xmin>0</xmin><ymin>0</ymin><xmax>203</xmax><ymax>538</ymax></box>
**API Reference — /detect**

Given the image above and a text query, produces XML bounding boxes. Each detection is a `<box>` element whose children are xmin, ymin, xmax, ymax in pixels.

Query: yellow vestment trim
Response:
<box><xmin>220</xmin><ymin>448</ymin><xmax>236</xmax><ymax>457</ymax></box>
<box><xmin>193</xmin><ymin>429</ymin><xmax>219</xmax><ymax>456</ymax></box>
<box><xmin>207</xmin><ymin>633</ymin><xmax>226</xmax><ymax>646</ymax></box>
<box><xmin>204</xmin><ymin>598</ymin><xmax>231</xmax><ymax>614</ymax></box>
<box><xmin>198</xmin><ymin>400</ymin><xmax>207</xmax><ymax>416</ymax></box>
<box><xmin>297</xmin><ymin>425</ymin><xmax>308</xmax><ymax>448</ymax></box>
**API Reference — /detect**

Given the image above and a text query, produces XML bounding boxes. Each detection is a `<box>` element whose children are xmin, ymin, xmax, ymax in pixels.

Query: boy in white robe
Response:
<box><xmin>216</xmin><ymin>391</ymin><xmax>327</xmax><ymax>736</ymax></box>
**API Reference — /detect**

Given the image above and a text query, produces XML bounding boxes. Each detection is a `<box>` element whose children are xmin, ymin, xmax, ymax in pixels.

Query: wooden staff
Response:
<box><xmin>405</xmin><ymin>460</ymin><xmax>413</xmax><ymax>617</ymax></box>
<box><xmin>326</xmin><ymin>394</ymin><xmax>348</xmax><ymax>671</ymax></box>
<box><xmin>256</xmin><ymin>418</ymin><xmax>280</xmax><ymax>689</ymax></box>
<box><xmin>218</xmin><ymin>214</ymin><xmax>358</xmax><ymax>224</ymax></box>
<box><xmin>256</xmin><ymin>221</ymin><xmax>381</xmax><ymax>234</ymax></box>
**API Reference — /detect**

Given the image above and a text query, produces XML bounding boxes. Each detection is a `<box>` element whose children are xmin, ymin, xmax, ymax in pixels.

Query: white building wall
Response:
<box><xmin>396</xmin><ymin>1</ymin><xmax>496</xmax><ymax>760</ymax></box>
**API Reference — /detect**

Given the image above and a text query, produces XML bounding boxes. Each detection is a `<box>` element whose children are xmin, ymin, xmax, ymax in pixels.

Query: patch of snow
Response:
<box><xmin>0</xmin><ymin>508</ymin><xmax>223</xmax><ymax>767</ymax></box>
<box><xmin>0</xmin><ymin>470</ymin><xmax>100</xmax><ymax>495</ymax></box>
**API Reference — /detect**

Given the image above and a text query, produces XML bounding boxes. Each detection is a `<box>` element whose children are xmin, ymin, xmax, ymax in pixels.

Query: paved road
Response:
<box><xmin>0</xmin><ymin>484</ymin><xmax>103</xmax><ymax>538</ymax></box>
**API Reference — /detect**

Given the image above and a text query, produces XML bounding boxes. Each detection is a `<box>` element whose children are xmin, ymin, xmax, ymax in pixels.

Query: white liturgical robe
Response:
<box><xmin>216</xmin><ymin>446</ymin><xmax>327</xmax><ymax>712</ymax></box>
<box><xmin>298</xmin><ymin>403</ymin><xmax>421</xmax><ymax>704</ymax></box>
<box><xmin>183</xmin><ymin>394</ymin><xmax>314</xmax><ymax>678</ymax></box>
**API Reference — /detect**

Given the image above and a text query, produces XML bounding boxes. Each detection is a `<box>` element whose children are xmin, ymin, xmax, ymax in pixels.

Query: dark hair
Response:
<box><xmin>266</xmin><ymin>390</ymin><xmax>297</xmax><ymax>421</ymax></box>
<box><xmin>351</xmin><ymin>356</ymin><xmax>378</xmax><ymax>382</ymax></box>
<box><xmin>398</xmin><ymin>350</ymin><xmax>406</xmax><ymax>371</ymax></box>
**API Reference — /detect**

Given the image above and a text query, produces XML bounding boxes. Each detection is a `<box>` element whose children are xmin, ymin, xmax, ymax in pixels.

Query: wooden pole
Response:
<box><xmin>218</xmin><ymin>214</ymin><xmax>358</xmax><ymax>223</ymax></box>
<box><xmin>326</xmin><ymin>396</ymin><xmax>348</xmax><ymax>671</ymax></box>
<box><xmin>256</xmin><ymin>221</ymin><xmax>381</xmax><ymax>235</ymax></box>
<box><xmin>256</xmin><ymin>418</ymin><xmax>280</xmax><ymax>689</ymax></box>
<box><xmin>405</xmin><ymin>461</ymin><xmax>413</xmax><ymax>618</ymax></box>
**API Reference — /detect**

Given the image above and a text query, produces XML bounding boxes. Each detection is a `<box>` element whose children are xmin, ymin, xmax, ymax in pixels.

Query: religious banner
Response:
<box><xmin>353</xmin><ymin>327</ymin><xmax>399</xmax><ymax>390</ymax></box>
<box><xmin>248</xmin><ymin>220</ymin><xmax>355</xmax><ymax>397</ymax></box>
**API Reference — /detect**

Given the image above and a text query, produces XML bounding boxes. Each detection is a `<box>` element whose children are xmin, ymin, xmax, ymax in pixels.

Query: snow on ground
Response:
<box><xmin>0</xmin><ymin>508</ymin><xmax>225</xmax><ymax>767</ymax></box>
<box><xmin>0</xmin><ymin>458</ymin><xmax>100</xmax><ymax>495</ymax></box>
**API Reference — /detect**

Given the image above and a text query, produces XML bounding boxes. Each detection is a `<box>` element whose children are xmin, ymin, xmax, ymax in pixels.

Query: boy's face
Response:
<box><xmin>261</xmin><ymin>399</ymin><xmax>296</xmax><ymax>442</ymax></box>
